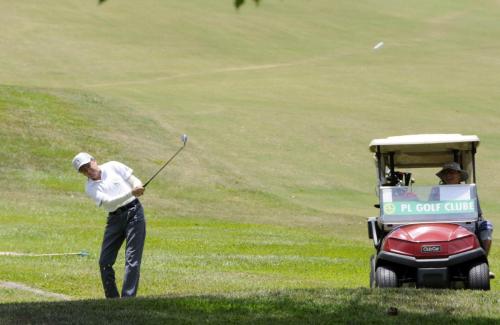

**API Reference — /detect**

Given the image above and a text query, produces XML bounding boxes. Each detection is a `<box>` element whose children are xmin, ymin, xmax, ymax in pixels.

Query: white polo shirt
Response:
<box><xmin>85</xmin><ymin>161</ymin><xmax>137</xmax><ymax>212</ymax></box>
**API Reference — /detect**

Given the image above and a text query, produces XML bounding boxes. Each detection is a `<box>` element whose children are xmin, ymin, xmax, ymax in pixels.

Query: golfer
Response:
<box><xmin>72</xmin><ymin>152</ymin><xmax>146</xmax><ymax>298</ymax></box>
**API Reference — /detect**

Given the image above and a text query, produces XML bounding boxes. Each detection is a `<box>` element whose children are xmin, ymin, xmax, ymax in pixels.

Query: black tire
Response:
<box><xmin>375</xmin><ymin>266</ymin><xmax>398</xmax><ymax>288</ymax></box>
<box><xmin>468</xmin><ymin>263</ymin><xmax>490</xmax><ymax>290</ymax></box>
<box><xmin>369</xmin><ymin>255</ymin><xmax>375</xmax><ymax>288</ymax></box>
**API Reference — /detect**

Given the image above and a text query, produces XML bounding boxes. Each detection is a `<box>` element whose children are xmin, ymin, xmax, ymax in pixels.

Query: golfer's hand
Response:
<box><xmin>132</xmin><ymin>187</ymin><xmax>145</xmax><ymax>197</ymax></box>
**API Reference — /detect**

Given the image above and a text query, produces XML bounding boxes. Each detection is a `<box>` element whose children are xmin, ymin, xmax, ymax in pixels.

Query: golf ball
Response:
<box><xmin>373</xmin><ymin>41</ymin><xmax>384</xmax><ymax>50</ymax></box>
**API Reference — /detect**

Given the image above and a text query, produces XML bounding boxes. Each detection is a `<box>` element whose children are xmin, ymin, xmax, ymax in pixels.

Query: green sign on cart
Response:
<box><xmin>383</xmin><ymin>200</ymin><xmax>475</xmax><ymax>216</ymax></box>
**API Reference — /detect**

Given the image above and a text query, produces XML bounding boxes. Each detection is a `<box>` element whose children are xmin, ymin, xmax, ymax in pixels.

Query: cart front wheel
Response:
<box><xmin>375</xmin><ymin>266</ymin><xmax>398</xmax><ymax>288</ymax></box>
<box><xmin>468</xmin><ymin>262</ymin><xmax>490</xmax><ymax>290</ymax></box>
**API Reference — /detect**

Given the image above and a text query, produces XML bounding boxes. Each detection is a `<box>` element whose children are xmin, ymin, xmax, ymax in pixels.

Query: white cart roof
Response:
<box><xmin>369</xmin><ymin>134</ymin><xmax>480</xmax><ymax>153</ymax></box>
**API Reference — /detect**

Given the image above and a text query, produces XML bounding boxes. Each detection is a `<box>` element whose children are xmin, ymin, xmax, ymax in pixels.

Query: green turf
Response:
<box><xmin>0</xmin><ymin>0</ymin><xmax>499</xmax><ymax>323</ymax></box>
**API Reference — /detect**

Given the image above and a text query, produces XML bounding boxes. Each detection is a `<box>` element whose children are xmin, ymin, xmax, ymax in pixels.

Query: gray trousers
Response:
<box><xmin>99</xmin><ymin>199</ymin><xmax>146</xmax><ymax>298</ymax></box>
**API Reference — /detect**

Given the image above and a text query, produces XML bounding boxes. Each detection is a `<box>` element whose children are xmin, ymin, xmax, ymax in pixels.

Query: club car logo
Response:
<box><xmin>421</xmin><ymin>245</ymin><xmax>441</xmax><ymax>253</ymax></box>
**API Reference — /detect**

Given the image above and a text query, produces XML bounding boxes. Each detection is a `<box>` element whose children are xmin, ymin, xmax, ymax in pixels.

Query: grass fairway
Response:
<box><xmin>0</xmin><ymin>0</ymin><xmax>499</xmax><ymax>323</ymax></box>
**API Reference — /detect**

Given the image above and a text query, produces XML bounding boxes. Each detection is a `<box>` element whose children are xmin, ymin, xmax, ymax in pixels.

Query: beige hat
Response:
<box><xmin>436</xmin><ymin>162</ymin><xmax>468</xmax><ymax>181</ymax></box>
<box><xmin>72</xmin><ymin>152</ymin><xmax>94</xmax><ymax>172</ymax></box>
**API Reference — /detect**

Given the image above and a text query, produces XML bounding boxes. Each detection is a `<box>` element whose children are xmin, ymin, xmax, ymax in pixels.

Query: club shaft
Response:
<box><xmin>143</xmin><ymin>144</ymin><xmax>185</xmax><ymax>188</ymax></box>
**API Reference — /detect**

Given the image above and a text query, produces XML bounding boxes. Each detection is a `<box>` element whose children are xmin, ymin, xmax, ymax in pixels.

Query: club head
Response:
<box><xmin>181</xmin><ymin>134</ymin><xmax>188</xmax><ymax>146</ymax></box>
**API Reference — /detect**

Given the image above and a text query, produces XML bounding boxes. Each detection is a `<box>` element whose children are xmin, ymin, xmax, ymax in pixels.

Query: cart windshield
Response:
<box><xmin>379</xmin><ymin>184</ymin><xmax>478</xmax><ymax>224</ymax></box>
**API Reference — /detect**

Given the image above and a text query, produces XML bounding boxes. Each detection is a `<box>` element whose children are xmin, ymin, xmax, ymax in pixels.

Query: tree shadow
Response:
<box><xmin>0</xmin><ymin>288</ymin><xmax>498</xmax><ymax>324</ymax></box>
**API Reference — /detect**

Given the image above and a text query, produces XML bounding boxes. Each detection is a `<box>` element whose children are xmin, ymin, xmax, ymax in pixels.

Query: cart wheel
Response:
<box><xmin>375</xmin><ymin>266</ymin><xmax>398</xmax><ymax>288</ymax></box>
<box><xmin>468</xmin><ymin>262</ymin><xmax>490</xmax><ymax>290</ymax></box>
<box><xmin>369</xmin><ymin>255</ymin><xmax>376</xmax><ymax>288</ymax></box>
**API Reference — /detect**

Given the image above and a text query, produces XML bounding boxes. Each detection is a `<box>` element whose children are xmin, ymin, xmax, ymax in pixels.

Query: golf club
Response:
<box><xmin>143</xmin><ymin>134</ymin><xmax>188</xmax><ymax>188</ymax></box>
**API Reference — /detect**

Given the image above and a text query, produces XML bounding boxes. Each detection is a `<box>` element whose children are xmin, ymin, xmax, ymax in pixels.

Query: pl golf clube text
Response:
<box><xmin>384</xmin><ymin>201</ymin><xmax>476</xmax><ymax>215</ymax></box>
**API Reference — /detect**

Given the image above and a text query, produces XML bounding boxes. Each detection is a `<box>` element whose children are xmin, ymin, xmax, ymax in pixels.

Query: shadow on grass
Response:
<box><xmin>0</xmin><ymin>288</ymin><xmax>498</xmax><ymax>324</ymax></box>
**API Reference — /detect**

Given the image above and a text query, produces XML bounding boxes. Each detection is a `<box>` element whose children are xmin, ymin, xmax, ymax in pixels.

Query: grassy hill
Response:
<box><xmin>0</xmin><ymin>0</ymin><xmax>499</xmax><ymax>323</ymax></box>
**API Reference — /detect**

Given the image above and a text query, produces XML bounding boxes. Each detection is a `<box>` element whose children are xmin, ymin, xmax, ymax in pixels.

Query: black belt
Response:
<box><xmin>110</xmin><ymin>199</ymin><xmax>139</xmax><ymax>215</ymax></box>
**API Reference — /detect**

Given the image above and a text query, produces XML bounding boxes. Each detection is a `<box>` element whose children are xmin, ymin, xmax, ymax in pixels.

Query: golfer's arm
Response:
<box><xmin>93</xmin><ymin>175</ymin><xmax>143</xmax><ymax>209</ymax></box>
<box><xmin>127</xmin><ymin>175</ymin><xmax>143</xmax><ymax>188</ymax></box>
<box><xmin>97</xmin><ymin>191</ymin><xmax>134</xmax><ymax>210</ymax></box>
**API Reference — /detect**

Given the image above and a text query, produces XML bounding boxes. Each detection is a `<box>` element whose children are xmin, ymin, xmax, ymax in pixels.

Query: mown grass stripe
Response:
<box><xmin>0</xmin><ymin>282</ymin><xmax>70</xmax><ymax>301</ymax></box>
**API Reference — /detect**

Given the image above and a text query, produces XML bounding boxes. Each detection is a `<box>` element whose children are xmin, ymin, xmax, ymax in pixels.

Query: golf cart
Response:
<box><xmin>367</xmin><ymin>134</ymin><xmax>490</xmax><ymax>290</ymax></box>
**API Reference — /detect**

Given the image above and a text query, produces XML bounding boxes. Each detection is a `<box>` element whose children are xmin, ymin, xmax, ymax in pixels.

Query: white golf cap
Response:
<box><xmin>72</xmin><ymin>152</ymin><xmax>94</xmax><ymax>172</ymax></box>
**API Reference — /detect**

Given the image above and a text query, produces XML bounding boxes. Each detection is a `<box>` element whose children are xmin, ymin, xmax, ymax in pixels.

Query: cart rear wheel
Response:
<box><xmin>468</xmin><ymin>262</ymin><xmax>490</xmax><ymax>290</ymax></box>
<box><xmin>369</xmin><ymin>255</ymin><xmax>376</xmax><ymax>288</ymax></box>
<box><xmin>375</xmin><ymin>266</ymin><xmax>398</xmax><ymax>288</ymax></box>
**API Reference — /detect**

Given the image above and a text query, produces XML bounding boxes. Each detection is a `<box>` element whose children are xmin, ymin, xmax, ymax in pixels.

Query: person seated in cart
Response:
<box><xmin>435</xmin><ymin>162</ymin><xmax>494</xmax><ymax>278</ymax></box>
